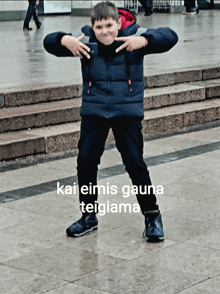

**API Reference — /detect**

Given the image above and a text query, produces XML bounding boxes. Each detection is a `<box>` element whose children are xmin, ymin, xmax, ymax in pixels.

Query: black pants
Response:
<box><xmin>24</xmin><ymin>0</ymin><xmax>40</xmax><ymax>27</ymax></box>
<box><xmin>184</xmin><ymin>0</ymin><xmax>197</xmax><ymax>11</ymax></box>
<box><xmin>139</xmin><ymin>0</ymin><xmax>153</xmax><ymax>9</ymax></box>
<box><xmin>77</xmin><ymin>116</ymin><xmax>159</xmax><ymax>215</ymax></box>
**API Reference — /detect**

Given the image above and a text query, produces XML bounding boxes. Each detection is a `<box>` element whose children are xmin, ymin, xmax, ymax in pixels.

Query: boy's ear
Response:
<box><xmin>118</xmin><ymin>18</ymin><xmax>122</xmax><ymax>30</ymax></box>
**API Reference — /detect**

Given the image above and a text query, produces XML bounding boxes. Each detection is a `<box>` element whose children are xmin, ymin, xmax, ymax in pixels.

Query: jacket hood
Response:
<box><xmin>118</xmin><ymin>8</ymin><xmax>136</xmax><ymax>31</ymax></box>
<box><xmin>117</xmin><ymin>8</ymin><xmax>139</xmax><ymax>36</ymax></box>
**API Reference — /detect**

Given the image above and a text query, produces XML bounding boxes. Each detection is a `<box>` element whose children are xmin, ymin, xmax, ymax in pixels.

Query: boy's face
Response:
<box><xmin>92</xmin><ymin>17</ymin><xmax>122</xmax><ymax>46</ymax></box>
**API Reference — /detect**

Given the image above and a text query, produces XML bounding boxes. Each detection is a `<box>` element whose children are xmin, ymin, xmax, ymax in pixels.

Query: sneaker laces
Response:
<box><xmin>78</xmin><ymin>215</ymin><xmax>86</xmax><ymax>226</ymax></box>
<box><xmin>142</xmin><ymin>217</ymin><xmax>158</xmax><ymax>238</ymax></box>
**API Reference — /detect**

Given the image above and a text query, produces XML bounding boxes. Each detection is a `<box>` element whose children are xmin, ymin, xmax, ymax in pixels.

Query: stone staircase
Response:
<box><xmin>0</xmin><ymin>67</ymin><xmax>220</xmax><ymax>162</ymax></box>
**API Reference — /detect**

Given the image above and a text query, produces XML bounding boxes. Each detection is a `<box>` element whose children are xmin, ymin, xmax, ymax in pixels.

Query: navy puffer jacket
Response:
<box><xmin>44</xmin><ymin>8</ymin><xmax>178</xmax><ymax>118</ymax></box>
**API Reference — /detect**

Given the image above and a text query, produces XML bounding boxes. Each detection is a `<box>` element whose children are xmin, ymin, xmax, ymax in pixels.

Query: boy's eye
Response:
<box><xmin>106</xmin><ymin>24</ymin><xmax>112</xmax><ymax>28</ymax></box>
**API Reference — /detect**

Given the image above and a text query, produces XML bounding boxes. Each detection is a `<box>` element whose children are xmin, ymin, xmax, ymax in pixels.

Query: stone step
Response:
<box><xmin>1</xmin><ymin>66</ymin><xmax>220</xmax><ymax>108</ymax></box>
<box><xmin>142</xmin><ymin>98</ymin><xmax>220</xmax><ymax>135</ymax></box>
<box><xmin>1</xmin><ymin>98</ymin><xmax>219</xmax><ymax>161</ymax></box>
<box><xmin>0</xmin><ymin>83</ymin><xmax>82</xmax><ymax>108</ymax></box>
<box><xmin>0</xmin><ymin>82</ymin><xmax>212</xmax><ymax>133</ymax></box>
<box><xmin>143</xmin><ymin>83</ymin><xmax>206</xmax><ymax>110</ymax></box>
<box><xmin>143</xmin><ymin>67</ymin><xmax>220</xmax><ymax>87</ymax></box>
<box><xmin>0</xmin><ymin>98</ymin><xmax>81</xmax><ymax>133</ymax></box>
<box><xmin>191</xmin><ymin>79</ymin><xmax>220</xmax><ymax>98</ymax></box>
<box><xmin>0</xmin><ymin>122</ymin><xmax>81</xmax><ymax>161</ymax></box>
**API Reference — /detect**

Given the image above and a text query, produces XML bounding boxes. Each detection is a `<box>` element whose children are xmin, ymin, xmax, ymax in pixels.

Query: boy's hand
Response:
<box><xmin>61</xmin><ymin>33</ymin><xmax>90</xmax><ymax>59</ymax></box>
<box><xmin>115</xmin><ymin>36</ymin><xmax>148</xmax><ymax>53</ymax></box>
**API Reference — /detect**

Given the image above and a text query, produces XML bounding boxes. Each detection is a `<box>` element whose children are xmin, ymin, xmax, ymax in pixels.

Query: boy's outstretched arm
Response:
<box><xmin>115</xmin><ymin>27</ymin><xmax>178</xmax><ymax>54</ymax></box>
<box><xmin>44</xmin><ymin>32</ymin><xmax>90</xmax><ymax>58</ymax></box>
<box><xmin>140</xmin><ymin>27</ymin><xmax>178</xmax><ymax>54</ymax></box>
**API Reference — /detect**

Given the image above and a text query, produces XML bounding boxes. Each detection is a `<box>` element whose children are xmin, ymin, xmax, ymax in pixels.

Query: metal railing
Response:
<box><xmin>153</xmin><ymin>0</ymin><xmax>184</xmax><ymax>12</ymax></box>
<box><xmin>124</xmin><ymin>0</ymin><xmax>139</xmax><ymax>13</ymax></box>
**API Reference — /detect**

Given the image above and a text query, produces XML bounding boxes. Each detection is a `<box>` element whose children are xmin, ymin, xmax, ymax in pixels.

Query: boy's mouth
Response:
<box><xmin>100</xmin><ymin>35</ymin><xmax>114</xmax><ymax>44</ymax></box>
<box><xmin>101</xmin><ymin>34</ymin><xmax>110</xmax><ymax>38</ymax></box>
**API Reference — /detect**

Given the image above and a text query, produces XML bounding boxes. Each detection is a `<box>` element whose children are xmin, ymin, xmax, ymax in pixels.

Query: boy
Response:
<box><xmin>44</xmin><ymin>1</ymin><xmax>178</xmax><ymax>242</ymax></box>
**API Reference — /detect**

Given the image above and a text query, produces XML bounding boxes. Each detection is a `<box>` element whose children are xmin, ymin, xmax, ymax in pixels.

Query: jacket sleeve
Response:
<box><xmin>43</xmin><ymin>27</ymin><xmax>91</xmax><ymax>57</ymax></box>
<box><xmin>43</xmin><ymin>32</ymin><xmax>74</xmax><ymax>57</ymax></box>
<box><xmin>140</xmin><ymin>27</ymin><xmax>178</xmax><ymax>55</ymax></box>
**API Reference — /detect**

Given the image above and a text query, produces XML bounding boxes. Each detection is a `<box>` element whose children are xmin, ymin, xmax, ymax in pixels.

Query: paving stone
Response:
<box><xmin>0</xmin><ymin>264</ymin><xmax>66</xmax><ymax>294</ymax></box>
<box><xmin>142</xmin><ymin>243</ymin><xmax>220</xmax><ymax>278</ymax></box>
<box><xmin>187</xmin><ymin>230</ymin><xmax>220</xmax><ymax>251</ymax></box>
<box><xmin>178</xmin><ymin>123</ymin><xmax>220</xmax><ymax>142</ymax></box>
<box><xmin>0</xmin><ymin>206</ymin><xmax>43</xmax><ymax>230</ymax></box>
<box><xmin>64</xmin><ymin>223</ymin><xmax>175</xmax><ymax>260</ymax></box>
<box><xmin>164</xmin><ymin>179</ymin><xmax>219</xmax><ymax>201</ymax></box>
<box><xmin>4</xmin><ymin>246</ymin><xmax>127</xmax><ymax>281</ymax></box>
<box><xmin>177</xmin><ymin>278</ymin><xmax>220</xmax><ymax>294</ymax></box>
<box><xmin>73</xmin><ymin>259</ymin><xmax>204</xmax><ymax>294</ymax></box>
<box><xmin>162</xmin><ymin>213</ymin><xmax>216</xmax><ymax>243</ymax></box>
<box><xmin>1</xmin><ymin>192</ymin><xmax>78</xmax><ymax>218</ymax></box>
<box><xmin>0</xmin><ymin>215</ymin><xmax>72</xmax><ymax>262</ymax></box>
<box><xmin>42</xmin><ymin>283</ymin><xmax>110</xmax><ymax>294</ymax></box>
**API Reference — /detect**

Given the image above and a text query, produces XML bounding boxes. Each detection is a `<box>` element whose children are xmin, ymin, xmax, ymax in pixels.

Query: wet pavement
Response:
<box><xmin>1</xmin><ymin>10</ymin><xmax>220</xmax><ymax>90</ymax></box>
<box><xmin>1</xmin><ymin>122</ymin><xmax>220</xmax><ymax>293</ymax></box>
<box><xmin>1</xmin><ymin>9</ymin><xmax>220</xmax><ymax>294</ymax></box>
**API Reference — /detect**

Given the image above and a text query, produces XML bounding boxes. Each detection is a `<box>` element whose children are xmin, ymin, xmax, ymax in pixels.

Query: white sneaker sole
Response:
<box><xmin>182</xmin><ymin>11</ymin><xmax>197</xmax><ymax>15</ymax></box>
<box><xmin>70</xmin><ymin>225</ymin><xmax>98</xmax><ymax>237</ymax></box>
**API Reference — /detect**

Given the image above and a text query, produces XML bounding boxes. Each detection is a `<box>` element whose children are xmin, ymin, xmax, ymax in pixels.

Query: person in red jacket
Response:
<box><xmin>23</xmin><ymin>0</ymin><xmax>41</xmax><ymax>30</ymax></box>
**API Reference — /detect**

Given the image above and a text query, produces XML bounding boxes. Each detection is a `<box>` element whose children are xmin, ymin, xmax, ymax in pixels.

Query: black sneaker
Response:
<box><xmin>144</xmin><ymin>9</ymin><xmax>153</xmax><ymax>16</ymax></box>
<box><xmin>37</xmin><ymin>22</ymin><xmax>41</xmax><ymax>29</ymax></box>
<box><xmin>66</xmin><ymin>214</ymin><xmax>98</xmax><ymax>237</ymax></box>
<box><xmin>182</xmin><ymin>6</ymin><xmax>199</xmax><ymax>15</ymax></box>
<box><xmin>143</xmin><ymin>212</ymin><xmax>164</xmax><ymax>242</ymax></box>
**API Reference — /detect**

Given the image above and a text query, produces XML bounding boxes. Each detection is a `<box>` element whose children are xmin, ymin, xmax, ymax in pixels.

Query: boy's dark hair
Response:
<box><xmin>91</xmin><ymin>1</ymin><xmax>119</xmax><ymax>26</ymax></box>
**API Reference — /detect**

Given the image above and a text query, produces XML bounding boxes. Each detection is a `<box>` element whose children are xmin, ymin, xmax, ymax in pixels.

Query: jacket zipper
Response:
<box><xmin>87</xmin><ymin>59</ymin><xmax>93</xmax><ymax>94</ymax></box>
<box><xmin>124</xmin><ymin>54</ymin><xmax>132</xmax><ymax>94</ymax></box>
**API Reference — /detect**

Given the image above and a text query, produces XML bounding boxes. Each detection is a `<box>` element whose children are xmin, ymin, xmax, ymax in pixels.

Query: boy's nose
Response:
<box><xmin>102</xmin><ymin>27</ymin><xmax>108</xmax><ymax>34</ymax></box>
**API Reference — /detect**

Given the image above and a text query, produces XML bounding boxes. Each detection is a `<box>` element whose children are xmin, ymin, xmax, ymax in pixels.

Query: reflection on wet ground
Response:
<box><xmin>1</xmin><ymin>10</ymin><xmax>220</xmax><ymax>89</ymax></box>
